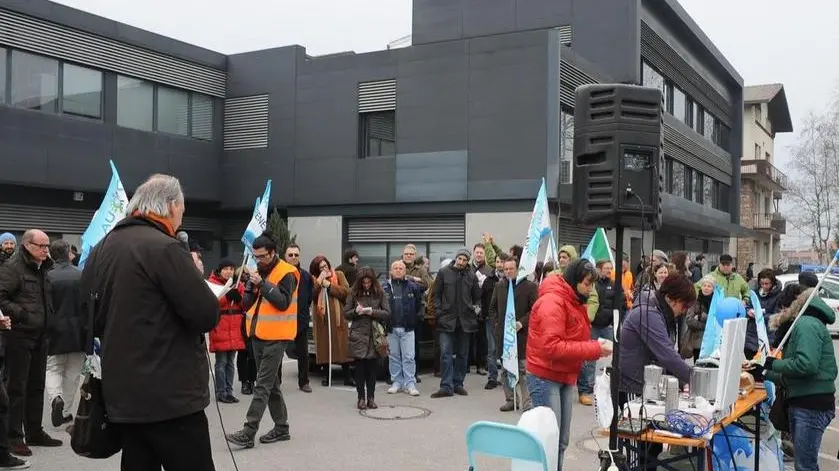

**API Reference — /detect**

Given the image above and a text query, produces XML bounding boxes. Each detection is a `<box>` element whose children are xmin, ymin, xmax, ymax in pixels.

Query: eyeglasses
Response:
<box><xmin>27</xmin><ymin>242</ymin><xmax>49</xmax><ymax>250</ymax></box>
<box><xmin>253</xmin><ymin>252</ymin><xmax>273</xmax><ymax>260</ymax></box>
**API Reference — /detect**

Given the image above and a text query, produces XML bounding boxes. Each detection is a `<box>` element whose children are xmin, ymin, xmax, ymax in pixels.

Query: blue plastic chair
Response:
<box><xmin>465</xmin><ymin>421</ymin><xmax>550</xmax><ymax>471</ymax></box>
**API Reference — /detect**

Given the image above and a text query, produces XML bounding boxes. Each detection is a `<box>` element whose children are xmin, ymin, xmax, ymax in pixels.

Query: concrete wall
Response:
<box><xmin>287</xmin><ymin>215</ymin><xmax>343</xmax><ymax>269</ymax></box>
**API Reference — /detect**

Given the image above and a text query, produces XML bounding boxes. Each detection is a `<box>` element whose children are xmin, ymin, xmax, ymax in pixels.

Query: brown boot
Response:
<box><xmin>367</xmin><ymin>398</ymin><xmax>378</xmax><ymax>409</ymax></box>
<box><xmin>357</xmin><ymin>399</ymin><xmax>367</xmax><ymax>410</ymax></box>
<box><xmin>579</xmin><ymin>394</ymin><xmax>594</xmax><ymax>406</ymax></box>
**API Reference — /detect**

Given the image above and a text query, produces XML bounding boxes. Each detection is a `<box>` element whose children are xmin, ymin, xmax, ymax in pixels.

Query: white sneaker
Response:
<box><xmin>387</xmin><ymin>384</ymin><xmax>400</xmax><ymax>394</ymax></box>
<box><xmin>407</xmin><ymin>388</ymin><xmax>420</xmax><ymax>396</ymax></box>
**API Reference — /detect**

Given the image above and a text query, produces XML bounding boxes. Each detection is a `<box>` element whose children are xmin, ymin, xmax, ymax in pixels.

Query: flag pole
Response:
<box><xmin>234</xmin><ymin>253</ymin><xmax>250</xmax><ymax>288</ymax></box>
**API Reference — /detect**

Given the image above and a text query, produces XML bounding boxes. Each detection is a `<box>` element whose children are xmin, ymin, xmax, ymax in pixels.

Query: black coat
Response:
<box><xmin>81</xmin><ymin>217</ymin><xmax>219</xmax><ymax>424</ymax></box>
<box><xmin>489</xmin><ymin>278</ymin><xmax>537</xmax><ymax>358</ymax></box>
<box><xmin>47</xmin><ymin>261</ymin><xmax>85</xmax><ymax>355</ymax></box>
<box><xmin>0</xmin><ymin>247</ymin><xmax>54</xmax><ymax>343</ymax></box>
<box><xmin>592</xmin><ymin>277</ymin><xmax>626</xmax><ymax>328</ymax></box>
<box><xmin>343</xmin><ymin>290</ymin><xmax>390</xmax><ymax>360</ymax></box>
<box><xmin>296</xmin><ymin>268</ymin><xmax>314</xmax><ymax>332</ymax></box>
<box><xmin>472</xmin><ymin>262</ymin><xmax>497</xmax><ymax>322</ymax></box>
<box><xmin>432</xmin><ymin>263</ymin><xmax>482</xmax><ymax>333</ymax></box>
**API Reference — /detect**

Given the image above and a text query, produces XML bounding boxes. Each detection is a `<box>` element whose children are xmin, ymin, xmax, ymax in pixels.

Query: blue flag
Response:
<box><xmin>501</xmin><ymin>281</ymin><xmax>519</xmax><ymax>389</ymax></box>
<box><xmin>242</xmin><ymin>180</ymin><xmax>271</xmax><ymax>271</ymax></box>
<box><xmin>748</xmin><ymin>290</ymin><xmax>772</xmax><ymax>364</ymax></box>
<box><xmin>517</xmin><ymin>178</ymin><xmax>552</xmax><ymax>281</ymax></box>
<box><xmin>698</xmin><ymin>285</ymin><xmax>725</xmax><ymax>359</ymax></box>
<box><xmin>79</xmin><ymin>160</ymin><xmax>129</xmax><ymax>268</ymax></box>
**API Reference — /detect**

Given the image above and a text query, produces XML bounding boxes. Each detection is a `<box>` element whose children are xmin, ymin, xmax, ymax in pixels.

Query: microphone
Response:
<box><xmin>176</xmin><ymin>231</ymin><xmax>190</xmax><ymax>251</ymax></box>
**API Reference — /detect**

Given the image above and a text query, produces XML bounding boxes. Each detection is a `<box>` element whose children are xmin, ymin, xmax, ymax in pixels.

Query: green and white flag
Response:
<box><xmin>581</xmin><ymin>228</ymin><xmax>614</xmax><ymax>265</ymax></box>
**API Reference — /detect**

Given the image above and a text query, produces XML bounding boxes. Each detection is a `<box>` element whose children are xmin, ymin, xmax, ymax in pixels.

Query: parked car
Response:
<box><xmin>775</xmin><ymin>273</ymin><xmax>839</xmax><ymax>337</ymax></box>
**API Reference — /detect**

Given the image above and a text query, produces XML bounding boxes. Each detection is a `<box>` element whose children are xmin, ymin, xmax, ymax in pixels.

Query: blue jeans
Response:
<box><xmin>214</xmin><ymin>351</ymin><xmax>236</xmax><ymax>397</ymax></box>
<box><xmin>527</xmin><ymin>375</ymin><xmax>574</xmax><ymax>471</ymax></box>
<box><xmin>577</xmin><ymin>325</ymin><xmax>613</xmax><ymax>395</ymax></box>
<box><xmin>439</xmin><ymin>328</ymin><xmax>471</xmax><ymax>393</ymax></box>
<box><xmin>790</xmin><ymin>407</ymin><xmax>835</xmax><ymax>471</ymax></box>
<box><xmin>388</xmin><ymin>328</ymin><xmax>417</xmax><ymax>389</ymax></box>
<box><xmin>485</xmin><ymin>321</ymin><xmax>498</xmax><ymax>382</ymax></box>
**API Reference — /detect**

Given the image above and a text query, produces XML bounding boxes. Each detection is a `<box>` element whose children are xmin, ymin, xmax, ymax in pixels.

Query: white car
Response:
<box><xmin>775</xmin><ymin>273</ymin><xmax>839</xmax><ymax>337</ymax></box>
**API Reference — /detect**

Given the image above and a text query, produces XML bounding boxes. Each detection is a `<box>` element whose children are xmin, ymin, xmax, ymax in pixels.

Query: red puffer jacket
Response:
<box><xmin>208</xmin><ymin>274</ymin><xmax>246</xmax><ymax>353</ymax></box>
<box><xmin>526</xmin><ymin>275</ymin><xmax>601</xmax><ymax>385</ymax></box>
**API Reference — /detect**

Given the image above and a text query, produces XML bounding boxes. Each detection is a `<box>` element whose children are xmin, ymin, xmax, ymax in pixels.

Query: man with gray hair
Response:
<box><xmin>81</xmin><ymin>174</ymin><xmax>219</xmax><ymax>471</ymax></box>
<box><xmin>46</xmin><ymin>240</ymin><xmax>85</xmax><ymax>430</ymax></box>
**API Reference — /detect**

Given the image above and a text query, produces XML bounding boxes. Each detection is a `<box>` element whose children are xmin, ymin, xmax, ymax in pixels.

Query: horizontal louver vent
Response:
<box><xmin>664</xmin><ymin>123</ymin><xmax>732</xmax><ymax>185</ymax></box>
<box><xmin>558</xmin><ymin>25</ymin><xmax>572</xmax><ymax>46</ymax></box>
<box><xmin>347</xmin><ymin>217</ymin><xmax>464</xmax><ymax>243</ymax></box>
<box><xmin>0</xmin><ymin>204</ymin><xmax>218</xmax><ymax>234</ymax></box>
<box><xmin>0</xmin><ymin>9</ymin><xmax>226</xmax><ymax>97</ymax></box>
<box><xmin>560</xmin><ymin>59</ymin><xmax>597</xmax><ymax>108</ymax></box>
<box><xmin>358</xmin><ymin>79</ymin><xmax>396</xmax><ymax>113</ymax></box>
<box><xmin>640</xmin><ymin>22</ymin><xmax>732</xmax><ymax>126</ymax></box>
<box><xmin>224</xmin><ymin>95</ymin><xmax>269</xmax><ymax>151</ymax></box>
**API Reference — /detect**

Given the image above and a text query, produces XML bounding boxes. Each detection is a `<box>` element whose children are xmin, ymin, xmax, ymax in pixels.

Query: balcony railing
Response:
<box><xmin>753</xmin><ymin>212</ymin><xmax>786</xmax><ymax>234</ymax></box>
<box><xmin>741</xmin><ymin>159</ymin><xmax>788</xmax><ymax>191</ymax></box>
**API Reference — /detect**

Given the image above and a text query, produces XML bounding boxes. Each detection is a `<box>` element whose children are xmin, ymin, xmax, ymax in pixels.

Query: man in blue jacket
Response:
<box><xmin>384</xmin><ymin>260</ymin><xmax>424</xmax><ymax>396</ymax></box>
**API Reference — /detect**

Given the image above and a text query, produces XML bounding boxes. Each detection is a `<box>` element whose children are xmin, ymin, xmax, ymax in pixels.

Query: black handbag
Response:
<box><xmin>70</xmin><ymin>242</ymin><xmax>122</xmax><ymax>459</ymax></box>
<box><xmin>769</xmin><ymin>386</ymin><xmax>790</xmax><ymax>433</ymax></box>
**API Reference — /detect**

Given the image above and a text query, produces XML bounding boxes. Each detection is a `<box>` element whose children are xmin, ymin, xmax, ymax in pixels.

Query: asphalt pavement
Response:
<box><xmin>29</xmin><ymin>350</ymin><xmax>839</xmax><ymax>470</ymax></box>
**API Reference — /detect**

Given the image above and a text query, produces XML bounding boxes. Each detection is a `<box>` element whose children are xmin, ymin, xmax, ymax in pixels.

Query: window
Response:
<box><xmin>703</xmin><ymin>176</ymin><xmax>714</xmax><ymax>208</ymax></box>
<box><xmin>428</xmin><ymin>243</ymin><xmax>463</xmax><ymax>274</ymax></box>
<box><xmin>755</xmin><ymin>143</ymin><xmax>761</xmax><ymax>159</ymax></box>
<box><xmin>765</xmin><ymin>151</ymin><xmax>771</xmax><ymax>161</ymax></box>
<box><xmin>61</xmin><ymin>63</ymin><xmax>102</xmax><ymax>119</ymax></box>
<box><xmin>359</xmin><ymin>110</ymin><xmax>396</xmax><ymax>158</ymax></box>
<box><xmin>755</xmin><ymin>105</ymin><xmax>762</xmax><ymax>124</ymax></box>
<box><xmin>642</xmin><ymin>61</ymin><xmax>665</xmax><ymax>105</ymax></box>
<box><xmin>560</xmin><ymin>108</ymin><xmax>574</xmax><ymax>183</ymax></box>
<box><xmin>351</xmin><ymin>244</ymin><xmax>388</xmax><ymax>279</ymax></box>
<box><xmin>672</xmin><ymin>86</ymin><xmax>687</xmax><ymax>123</ymax></box>
<box><xmin>156</xmin><ymin>86</ymin><xmax>189</xmax><ymax>136</ymax></box>
<box><xmin>11</xmin><ymin>50</ymin><xmax>58</xmax><ymax>112</ymax></box>
<box><xmin>671</xmin><ymin>160</ymin><xmax>685</xmax><ymax>198</ymax></box>
<box><xmin>717</xmin><ymin>122</ymin><xmax>730</xmax><ymax>150</ymax></box>
<box><xmin>703</xmin><ymin>110</ymin><xmax>716</xmax><ymax>142</ymax></box>
<box><xmin>664</xmin><ymin>157</ymin><xmax>673</xmax><ymax>193</ymax></box>
<box><xmin>718</xmin><ymin>183</ymin><xmax>731</xmax><ymax>213</ymax></box>
<box><xmin>692</xmin><ymin>171</ymin><xmax>701</xmax><ymax>203</ymax></box>
<box><xmin>190</xmin><ymin>94</ymin><xmax>214</xmax><ymax>140</ymax></box>
<box><xmin>0</xmin><ymin>48</ymin><xmax>6</xmax><ymax>104</ymax></box>
<box><xmin>117</xmin><ymin>76</ymin><xmax>154</xmax><ymax>131</ymax></box>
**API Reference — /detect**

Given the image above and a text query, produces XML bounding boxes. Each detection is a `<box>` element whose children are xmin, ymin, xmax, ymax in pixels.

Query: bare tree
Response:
<box><xmin>787</xmin><ymin>108</ymin><xmax>839</xmax><ymax>263</ymax></box>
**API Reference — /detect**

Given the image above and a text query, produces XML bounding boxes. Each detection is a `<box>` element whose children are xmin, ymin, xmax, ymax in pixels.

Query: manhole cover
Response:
<box><xmin>359</xmin><ymin>405</ymin><xmax>432</xmax><ymax>421</ymax></box>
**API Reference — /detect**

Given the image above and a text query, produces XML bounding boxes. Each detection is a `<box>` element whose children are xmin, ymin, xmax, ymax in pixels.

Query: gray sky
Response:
<box><xmin>54</xmin><ymin>0</ymin><xmax>839</xmax><ymax>246</ymax></box>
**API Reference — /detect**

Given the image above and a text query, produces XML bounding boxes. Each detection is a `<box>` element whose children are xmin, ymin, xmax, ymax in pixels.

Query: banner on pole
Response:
<box><xmin>79</xmin><ymin>160</ymin><xmax>129</xmax><ymax>268</ymax></box>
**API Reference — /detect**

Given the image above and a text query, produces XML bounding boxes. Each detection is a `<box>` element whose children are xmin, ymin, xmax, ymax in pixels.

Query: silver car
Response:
<box><xmin>775</xmin><ymin>273</ymin><xmax>839</xmax><ymax>337</ymax></box>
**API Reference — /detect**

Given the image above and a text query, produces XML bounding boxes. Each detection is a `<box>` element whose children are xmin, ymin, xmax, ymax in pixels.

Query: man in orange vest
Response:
<box><xmin>226</xmin><ymin>232</ymin><xmax>299</xmax><ymax>450</ymax></box>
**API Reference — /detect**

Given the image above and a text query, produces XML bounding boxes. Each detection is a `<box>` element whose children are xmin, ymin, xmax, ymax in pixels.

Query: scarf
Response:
<box><xmin>132</xmin><ymin>210</ymin><xmax>176</xmax><ymax>237</ymax></box>
<box><xmin>316</xmin><ymin>271</ymin><xmax>341</xmax><ymax>321</ymax></box>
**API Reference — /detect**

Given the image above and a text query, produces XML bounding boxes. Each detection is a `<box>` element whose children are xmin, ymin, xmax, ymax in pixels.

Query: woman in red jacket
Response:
<box><xmin>208</xmin><ymin>259</ymin><xmax>246</xmax><ymax>403</ymax></box>
<box><xmin>526</xmin><ymin>259</ymin><xmax>612</xmax><ymax>471</ymax></box>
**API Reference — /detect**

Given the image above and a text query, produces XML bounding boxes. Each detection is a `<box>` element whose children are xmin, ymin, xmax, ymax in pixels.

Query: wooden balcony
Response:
<box><xmin>741</xmin><ymin>159</ymin><xmax>788</xmax><ymax>194</ymax></box>
<box><xmin>753</xmin><ymin>212</ymin><xmax>786</xmax><ymax>235</ymax></box>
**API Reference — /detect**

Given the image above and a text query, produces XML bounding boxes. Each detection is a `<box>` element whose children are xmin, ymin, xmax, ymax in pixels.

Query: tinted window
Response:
<box><xmin>156</xmin><ymin>86</ymin><xmax>189</xmax><ymax>136</ymax></box>
<box><xmin>671</xmin><ymin>160</ymin><xmax>685</xmax><ymax>198</ymax></box>
<box><xmin>190</xmin><ymin>93</ymin><xmax>214</xmax><ymax>140</ymax></box>
<box><xmin>642</xmin><ymin>62</ymin><xmax>665</xmax><ymax>97</ymax></box>
<box><xmin>62</xmin><ymin>63</ymin><xmax>102</xmax><ymax>119</ymax></box>
<box><xmin>117</xmin><ymin>76</ymin><xmax>154</xmax><ymax>131</ymax></box>
<box><xmin>11</xmin><ymin>50</ymin><xmax>58</xmax><ymax>112</ymax></box>
<box><xmin>0</xmin><ymin>48</ymin><xmax>6</xmax><ymax>104</ymax></box>
<box><xmin>672</xmin><ymin>86</ymin><xmax>687</xmax><ymax>123</ymax></box>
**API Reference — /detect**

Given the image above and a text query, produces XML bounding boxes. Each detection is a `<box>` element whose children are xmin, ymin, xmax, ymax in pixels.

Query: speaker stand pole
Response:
<box><xmin>608</xmin><ymin>224</ymin><xmax>624</xmax><ymax>454</ymax></box>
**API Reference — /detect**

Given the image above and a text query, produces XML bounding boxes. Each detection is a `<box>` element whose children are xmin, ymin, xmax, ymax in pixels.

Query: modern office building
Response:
<box><xmin>0</xmin><ymin>0</ymin><xmax>746</xmax><ymax>274</ymax></box>
<box><xmin>730</xmin><ymin>84</ymin><xmax>792</xmax><ymax>273</ymax></box>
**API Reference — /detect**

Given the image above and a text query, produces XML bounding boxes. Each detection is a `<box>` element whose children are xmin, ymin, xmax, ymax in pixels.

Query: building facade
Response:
<box><xmin>0</xmin><ymin>0</ymin><xmax>746</xmax><ymax>275</ymax></box>
<box><xmin>731</xmin><ymin>84</ymin><xmax>792</xmax><ymax>273</ymax></box>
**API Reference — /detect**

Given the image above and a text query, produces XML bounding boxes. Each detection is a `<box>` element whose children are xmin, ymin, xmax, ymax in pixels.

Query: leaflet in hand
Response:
<box><xmin>206</xmin><ymin>278</ymin><xmax>234</xmax><ymax>299</ymax></box>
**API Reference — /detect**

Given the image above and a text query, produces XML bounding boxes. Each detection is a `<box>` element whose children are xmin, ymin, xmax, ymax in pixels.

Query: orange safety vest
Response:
<box><xmin>246</xmin><ymin>260</ymin><xmax>300</xmax><ymax>341</ymax></box>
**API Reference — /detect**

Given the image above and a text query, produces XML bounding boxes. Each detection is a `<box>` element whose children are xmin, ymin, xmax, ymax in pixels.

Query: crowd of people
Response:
<box><xmin>0</xmin><ymin>173</ymin><xmax>834</xmax><ymax>471</ymax></box>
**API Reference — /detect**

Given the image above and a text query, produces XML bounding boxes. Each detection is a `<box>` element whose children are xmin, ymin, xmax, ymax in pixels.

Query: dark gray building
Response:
<box><xmin>0</xmin><ymin>0</ymin><xmax>745</xmax><ymax>273</ymax></box>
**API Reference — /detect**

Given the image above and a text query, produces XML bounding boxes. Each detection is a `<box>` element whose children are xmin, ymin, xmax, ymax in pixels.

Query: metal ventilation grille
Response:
<box><xmin>347</xmin><ymin>217</ymin><xmax>465</xmax><ymax>243</ymax></box>
<box><xmin>560</xmin><ymin>59</ymin><xmax>597</xmax><ymax>108</ymax></box>
<box><xmin>224</xmin><ymin>95</ymin><xmax>269</xmax><ymax>151</ymax></box>
<box><xmin>358</xmin><ymin>79</ymin><xmax>396</xmax><ymax>113</ymax></box>
<box><xmin>0</xmin><ymin>8</ymin><xmax>226</xmax><ymax>97</ymax></box>
<box><xmin>558</xmin><ymin>25</ymin><xmax>572</xmax><ymax>45</ymax></box>
<box><xmin>664</xmin><ymin>123</ymin><xmax>732</xmax><ymax>184</ymax></box>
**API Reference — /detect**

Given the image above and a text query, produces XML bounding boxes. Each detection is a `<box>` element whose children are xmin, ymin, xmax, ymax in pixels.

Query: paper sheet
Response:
<box><xmin>206</xmin><ymin>278</ymin><xmax>234</xmax><ymax>299</ymax></box>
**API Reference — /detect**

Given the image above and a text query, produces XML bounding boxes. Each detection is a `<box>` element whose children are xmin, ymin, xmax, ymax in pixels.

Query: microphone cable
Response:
<box><xmin>205</xmin><ymin>341</ymin><xmax>241</xmax><ymax>471</ymax></box>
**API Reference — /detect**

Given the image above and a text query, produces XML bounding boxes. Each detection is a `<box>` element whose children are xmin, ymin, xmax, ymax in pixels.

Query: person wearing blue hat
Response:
<box><xmin>0</xmin><ymin>233</ymin><xmax>15</xmax><ymax>266</ymax></box>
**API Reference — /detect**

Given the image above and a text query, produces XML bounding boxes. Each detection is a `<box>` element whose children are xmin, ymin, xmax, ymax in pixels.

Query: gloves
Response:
<box><xmin>764</xmin><ymin>357</ymin><xmax>776</xmax><ymax>370</ymax></box>
<box><xmin>226</xmin><ymin>289</ymin><xmax>243</xmax><ymax>303</ymax></box>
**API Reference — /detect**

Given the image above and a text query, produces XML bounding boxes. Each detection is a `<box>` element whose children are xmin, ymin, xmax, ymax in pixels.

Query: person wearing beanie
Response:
<box><xmin>430</xmin><ymin>250</ymin><xmax>482</xmax><ymax>398</ymax></box>
<box><xmin>208</xmin><ymin>259</ymin><xmax>246</xmax><ymax>403</ymax></box>
<box><xmin>0</xmin><ymin>233</ymin><xmax>15</xmax><ymax>266</ymax></box>
<box><xmin>798</xmin><ymin>271</ymin><xmax>819</xmax><ymax>289</ymax></box>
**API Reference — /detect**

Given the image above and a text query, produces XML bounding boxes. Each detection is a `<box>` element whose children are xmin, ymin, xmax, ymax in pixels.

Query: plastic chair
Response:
<box><xmin>465</xmin><ymin>421</ymin><xmax>550</xmax><ymax>471</ymax></box>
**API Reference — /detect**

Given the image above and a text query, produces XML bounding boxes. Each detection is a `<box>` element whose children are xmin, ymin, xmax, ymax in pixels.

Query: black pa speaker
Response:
<box><xmin>570</xmin><ymin>83</ymin><xmax>663</xmax><ymax>230</ymax></box>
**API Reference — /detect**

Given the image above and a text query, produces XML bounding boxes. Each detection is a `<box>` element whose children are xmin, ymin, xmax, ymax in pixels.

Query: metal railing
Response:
<box><xmin>741</xmin><ymin>159</ymin><xmax>788</xmax><ymax>190</ymax></box>
<box><xmin>753</xmin><ymin>212</ymin><xmax>786</xmax><ymax>233</ymax></box>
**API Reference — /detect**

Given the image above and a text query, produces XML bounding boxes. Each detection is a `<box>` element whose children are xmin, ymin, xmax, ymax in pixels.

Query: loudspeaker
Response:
<box><xmin>571</xmin><ymin>83</ymin><xmax>663</xmax><ymax>230</ymax></box>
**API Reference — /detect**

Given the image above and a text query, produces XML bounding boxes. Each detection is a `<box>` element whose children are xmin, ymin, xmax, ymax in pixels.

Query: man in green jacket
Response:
<box><xmin>701</xmin><ymin>254</ymin><xmax>749</xmax><ymax>301</ymax></box>
<box><xmin>763</xmin><ymin>288</ymin><xmax>837</xmax><ymax>471</ymax></box>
